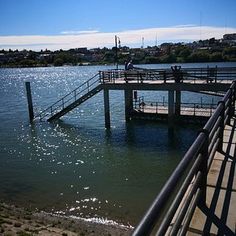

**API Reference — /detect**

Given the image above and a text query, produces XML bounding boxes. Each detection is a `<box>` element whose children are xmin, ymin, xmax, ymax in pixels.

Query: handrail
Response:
<box><xmin>36</xmin><ymin>73</ymin><xmax>101</xmax><ymax>120</ymax></box>
<box><xmin>100</xmin><ymin>67</ymin><xmax>236</xmax><ymax>83</ymax></box>
<box><xmin>134</xmin><ymin>98</ymin><xmax>218</xmax><ymax>117</ymax></box>
<box><xmin>132</xmin><ymin>80</ymin><xmax>236</xmax><ymax>235</ymax></box>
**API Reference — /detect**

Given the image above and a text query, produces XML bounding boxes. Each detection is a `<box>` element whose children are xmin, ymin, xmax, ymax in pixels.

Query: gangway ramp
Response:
<box><xmin>36</xmin><ymin>73</ymin><xmax>102</xmax><ymax>121</ymax></box>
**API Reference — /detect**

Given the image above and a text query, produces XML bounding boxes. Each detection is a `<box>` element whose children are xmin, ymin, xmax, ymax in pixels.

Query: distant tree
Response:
<box><xmin>160</xmin><ymin>53</ymin><xmax>177</xmax><ymax>63</ymax></box>
<box><xmin>188</xmin><ymin>52</ymin><xmax>210</xmax><ymax>62</ymax></box>
<box><xmin>209</xmin><ymin>37</ymin><xmax>216</xmax><ymax>45</ymax></box>
<box><xmin>54</xmin><ymin>58</ymin><xmax>63</xmax><ymax>66</ymax></box>
<box><xmin>178</xmin><ymin>48</ymin><xmax>191</xmax><ymax>59</ymax></box>
<box><xmin>19</xmin><ymin>59</ymin><xmax>36</xmax><ymax>67</ymax></box>
<box><xmin>223</xmin><ymin>47</ymin><xmax>236</xmax><ymax>57</ymax></box>
<box><xmin>144</xmin><ymin>56</ymin><xmax>160</xmax><ymax>64</ymax></box>
<box><xmin>210</xmin><ymin>52</ymin><xmax>223</xmax><ymax>62</ymax></box>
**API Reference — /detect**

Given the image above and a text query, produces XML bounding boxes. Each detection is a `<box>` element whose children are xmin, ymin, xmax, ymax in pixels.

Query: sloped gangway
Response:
<box><xmin>36</xmin><ymin>73</ymin><xmax>103</xmax><ymax>121</ymax></box>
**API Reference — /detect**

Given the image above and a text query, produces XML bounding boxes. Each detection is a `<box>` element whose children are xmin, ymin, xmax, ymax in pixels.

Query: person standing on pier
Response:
<box><xmin>127</xmin><ymin>60</ymin><xmax>134</xmax><ymax>70</ymax></box>
<box><xmin>125</xmin><ymin>60</ymin><xmax>128</xmax><ymax>70</ymax></box>
<box><xmin>171</xmin><ymin>65</ymin><xmax>183</xmax><ymax>83</ymax></box>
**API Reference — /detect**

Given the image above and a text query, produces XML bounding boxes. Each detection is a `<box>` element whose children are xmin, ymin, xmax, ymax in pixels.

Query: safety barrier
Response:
<box><xmin>132</xmin><ymin>81</ymin><xmax>236</xmax><ymax>235</ymax></box>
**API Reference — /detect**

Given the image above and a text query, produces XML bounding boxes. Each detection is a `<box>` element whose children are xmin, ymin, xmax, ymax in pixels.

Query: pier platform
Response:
<box><xmin>188</xmin><ymin>114</ymin><xmax>236</xmax><ymax>235</ymax></box>
<box><xmin>131</xmin><ymin>102</ymin><xmax>216</xmax><ymax>124</ymax></box>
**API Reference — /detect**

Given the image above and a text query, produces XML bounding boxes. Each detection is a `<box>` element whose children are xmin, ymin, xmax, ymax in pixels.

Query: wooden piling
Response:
<box><xmin>25</xmin><ymin>82</ymin><xmax>34</xmax><ymax>122</ymax></box>
<box><xmin>103</xmin><ymin>88</ymin><xmax>111</xmax><ymax>128</ymax></box>
<box><xmin>168</xmin><ymin>90</ymin><xmax>175</xmax><ymax>126</ymax></box>
<box><xmin>124</xmin><ymin>89</ymin><xmax>133</xmax><ymax>121</ymax></box>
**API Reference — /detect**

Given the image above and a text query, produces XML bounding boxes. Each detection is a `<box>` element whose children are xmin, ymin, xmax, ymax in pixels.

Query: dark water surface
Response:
<box><xmin>0</xmin><ymin>62</ymin><xmax>235</xmax><ymax>227</ymax></box>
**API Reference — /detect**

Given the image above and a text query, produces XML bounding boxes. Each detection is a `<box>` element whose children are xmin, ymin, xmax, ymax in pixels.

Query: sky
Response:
<box><xmin>0</xmin><ymin>0</ymin><xmax>236</xmax><ymax>51</ymax></box>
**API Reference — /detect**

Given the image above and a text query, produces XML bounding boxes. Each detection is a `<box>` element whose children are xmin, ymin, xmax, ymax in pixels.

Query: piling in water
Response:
<box><xmin>25</xmin><ymin>82</ymin><xmax>34</xmax><ymax>122</ymax></box>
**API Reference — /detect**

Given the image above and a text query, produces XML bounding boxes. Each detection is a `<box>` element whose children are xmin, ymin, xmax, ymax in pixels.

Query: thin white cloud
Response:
<box><xmin>61</xmin><ymin>30</ymin><xmax>99</xmax><ymax>35</ymax></box>
<box><xmin>173</xmin><ymin>24</ymin><xmax>197</xmax><ymax>28</ymax></box>
<box><xmin>0</xmin><ymin>25</ymin><xmax>235</xmax><ymax>51</ymax></box>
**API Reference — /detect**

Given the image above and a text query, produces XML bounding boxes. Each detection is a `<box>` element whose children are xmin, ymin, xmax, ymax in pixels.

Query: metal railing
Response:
<box><xmin>99</xmin><ymin>67</ymin><xmax>236</xmax><ymax>84</ymax></box>
<box><xmin>36</xmin><ymin>73</ymin><xmax>101</xmax><ymax>120</ymax></box>
<box><xmin>134</xmin><ymin>97</ymin><xmax>217</xmax><ymax>117</ymax></box>
<box><xmin>132</xmin><ymin>81</ymin><xmax>236</xmax><ymax>235</ymax></box>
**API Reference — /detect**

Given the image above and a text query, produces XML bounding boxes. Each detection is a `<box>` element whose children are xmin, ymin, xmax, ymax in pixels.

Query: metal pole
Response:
<box><xmin>199</xmin><ymin>129</ymin><xmax>208</xmax><ymax>206</ymax></box>
<box><xmin>25</xmin><ymin>82</ymin><xmax>34</xmax><ymax>122</ymax></box>
<box><xmin>104</xmin><ymin>89</ymin><xmax>111</xmax><ymax>129</ymax></box>
<box><xmin>115</xmin><ymin>35</ymin><xmax>118</xmax><ymax>70</ymax></box>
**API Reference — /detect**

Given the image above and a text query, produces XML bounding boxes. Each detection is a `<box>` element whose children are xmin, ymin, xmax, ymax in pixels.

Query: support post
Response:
<box><xmin>124</xmin><ymin>89</ymin><xmax>133</xmax><ymax>121</ymax></box>
<box><xmin>218</xmin><ymin>101</ymin><xmax>225</xmax><ymax>152</ymax></box>
<box><xmin>103</xmin><ymin>89</ymin><xmax>110</xmax><ymax>129</ymax></box>
<box><xmin>199</xmin><ymin>129</ymin><xmax>209</xmax><ymax>206</ymax></box>
<box><xmin>25</xmin><ymin>82</ymin><xmax>34</xmax><ymax>122</ymax></box>
<box><xmin>175</xmin><ymin>90</ymin><xmax>181</xmax><ymax>116</ymax></box>
<box><xmin>168</xmin><ymin>90</ymin><xmax>175</xmax><ymax>126</ymax></box>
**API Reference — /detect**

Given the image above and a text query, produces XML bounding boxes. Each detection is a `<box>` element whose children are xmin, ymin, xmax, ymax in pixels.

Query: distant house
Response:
<box><xmin>223</xmin><ymin>33</ymin><xmax>236</xmax><ymax>41</ymax></box>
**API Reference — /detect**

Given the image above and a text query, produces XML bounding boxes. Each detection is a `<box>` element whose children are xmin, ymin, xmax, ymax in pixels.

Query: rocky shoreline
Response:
<box><xmin>0</xmin><ymin>203</ymin><xmax>133</xmax><ymax>236</ymax></box>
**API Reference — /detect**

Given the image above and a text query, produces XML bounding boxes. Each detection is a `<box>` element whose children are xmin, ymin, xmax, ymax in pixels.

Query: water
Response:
<box><xmin>0</xmin><ymin>62</ymin><xmax>235</xmax><ymax>227</ymax></box>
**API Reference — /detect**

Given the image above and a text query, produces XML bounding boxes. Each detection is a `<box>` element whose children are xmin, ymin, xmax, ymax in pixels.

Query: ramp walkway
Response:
<box><xmin>36</xmin><ymin>73</ymin><xmax>102</xmax><ymax>121</ymax></box>
<box><xmin>188</xmin><ymin>114</ymin><xmax>236</xmax><ymax>235</ymax></box>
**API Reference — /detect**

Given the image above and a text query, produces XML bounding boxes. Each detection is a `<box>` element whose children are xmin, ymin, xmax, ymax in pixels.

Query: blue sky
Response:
<box><xmin>0</xmin><ymin>0</ymin><xmax>236</xmax><ymax>50</ymax></box>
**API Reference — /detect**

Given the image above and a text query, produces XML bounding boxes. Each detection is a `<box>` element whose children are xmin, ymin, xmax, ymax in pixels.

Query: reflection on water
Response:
<box><xmin>0</xmin><ymin>63</ymin><xmax>235</xmax><ymax>226</ymax></box>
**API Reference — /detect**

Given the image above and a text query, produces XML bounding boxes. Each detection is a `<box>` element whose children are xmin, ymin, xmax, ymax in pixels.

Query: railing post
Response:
<box><xmin>99</xmin><ymin>71</ymin><xmax>102</xmax><ymax>83</ymax></box>
<box><xmin>233</xmin><ymin>83</ymin><xmax>236</xmax><ymax>116</ymax></box>
<box><xmin>62</xmin><ymin>98</ymin><xmax>64</xmax><ymax>109</ymax></box>
<box><xmin>142</xmin><ymin>97</ymin><xmax>144</xmax><ymax>112</ymax></box>
<box><xmin>215</xmin><ymin>65</ymin><xmax>217</xmax><ymax>83</ymax></box>
<box><xmin>199</xmin><ymin>129</ymin><xmax>209</xmax><ymax>206</ymax></box>
<box><xmin>163</xmin><ymin>71</ymin><xmax>166</xmax><ymax>83</ymax></box>
<box><xmin>229</xmin><ymin>87</ymin><xmax>234</xmax><ymax>120</ymax></box>
<box><xmin>218</xmin><ymin>101</ymin><xmax>225</xmax><ymax>152</ymax></box>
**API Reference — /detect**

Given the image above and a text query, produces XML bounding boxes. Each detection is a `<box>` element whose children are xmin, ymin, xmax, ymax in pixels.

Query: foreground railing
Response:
<box><xmin>132</xmin><ymin>81</ymin><xmax>236</xmax><ymax>235</ymax></box>
<box><xmin>134</xmin><ymin>97</ymin><xmax>217</xmax><ymax>117</ymax></box>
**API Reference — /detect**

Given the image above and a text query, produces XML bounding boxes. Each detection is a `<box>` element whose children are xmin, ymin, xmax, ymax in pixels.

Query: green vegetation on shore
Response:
<box><xmin>0</xmin><ymin>35</ymin><xmax>236</xmax><ymax>68</ymax></box>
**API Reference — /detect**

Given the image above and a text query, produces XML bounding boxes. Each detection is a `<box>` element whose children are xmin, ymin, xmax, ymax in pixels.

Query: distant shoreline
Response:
<box><xmin>0</xmin><ymin>60</ymin><xmax>236</xmax><ymax>69</ymax></box>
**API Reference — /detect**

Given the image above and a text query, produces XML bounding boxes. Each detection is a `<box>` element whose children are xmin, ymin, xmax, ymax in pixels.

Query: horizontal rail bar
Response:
<box><xmin>156</xmin><ymin>152</ymin><xmax>203</xmax><ymax>235</ymax></box>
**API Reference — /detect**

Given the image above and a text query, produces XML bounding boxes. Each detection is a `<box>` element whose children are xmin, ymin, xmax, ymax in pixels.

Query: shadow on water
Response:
<box><xmin>45</xmin><ymin>118</ymin><xmax>201</xmax><ymax>154</ymax></box>
<box><xmin>124</xmin><ymin>120</ymin><xmax>200</xmax><ymax>151</ymax></box>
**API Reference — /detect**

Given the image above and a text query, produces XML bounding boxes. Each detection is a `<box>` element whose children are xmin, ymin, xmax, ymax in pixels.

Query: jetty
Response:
<box><xmin>37</xmin><ymin>66</ymin><xmax>235</xmax><ymax>125</ymax></box>
<box><xmin>34</xmin><ymin>66</ymin><xmax>236</xmax><ymax>235</ymax></box>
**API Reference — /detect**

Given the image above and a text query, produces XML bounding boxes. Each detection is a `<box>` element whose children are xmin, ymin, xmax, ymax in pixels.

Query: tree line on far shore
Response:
<box><xmin>0</xmin><ymin>37</ymin><xmax>236</xmax><ymax>68</ymax></box>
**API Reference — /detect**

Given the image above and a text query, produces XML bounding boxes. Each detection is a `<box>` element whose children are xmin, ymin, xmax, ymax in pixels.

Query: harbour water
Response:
<box><xmin>0</xmin><ymin>62</ymin><xmax>235</xmax><ymax>227</ymax></box>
